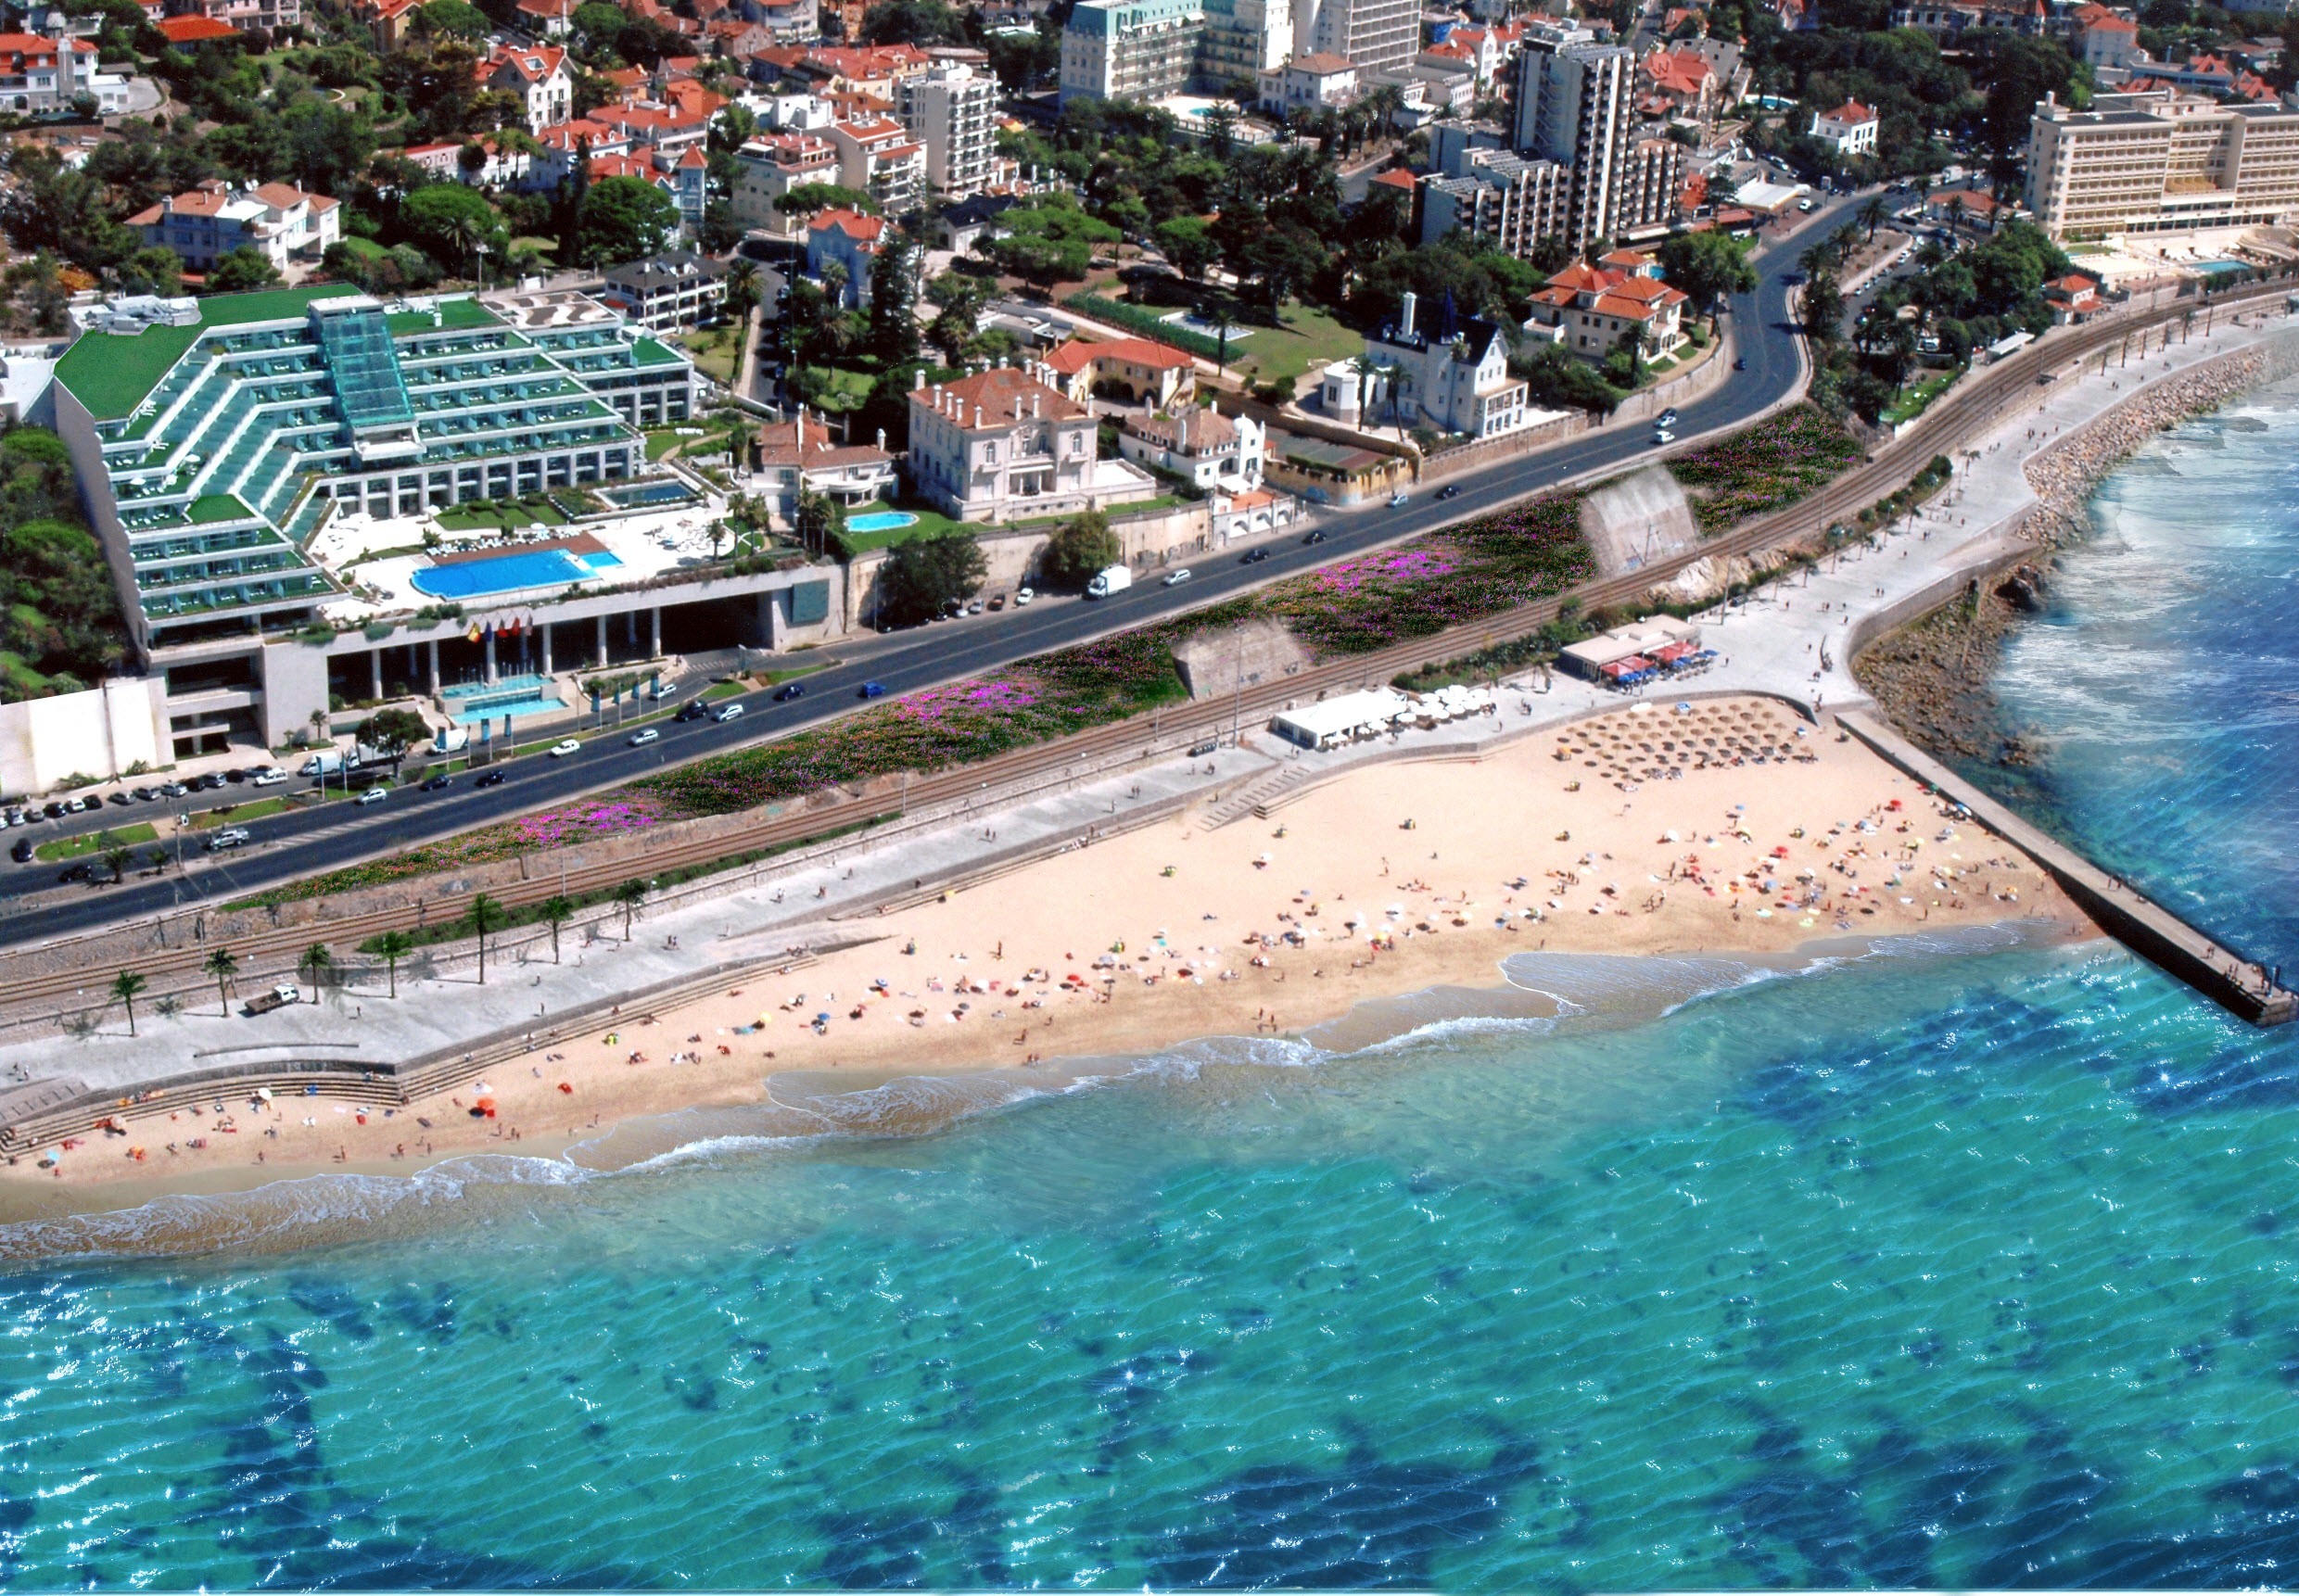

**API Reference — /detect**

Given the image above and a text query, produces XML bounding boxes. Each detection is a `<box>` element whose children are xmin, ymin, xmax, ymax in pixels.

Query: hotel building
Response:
<box><xmin>2025</xmin><ymin>88</ymin><xmax>2299</xmax><ymax>240</ymax></box>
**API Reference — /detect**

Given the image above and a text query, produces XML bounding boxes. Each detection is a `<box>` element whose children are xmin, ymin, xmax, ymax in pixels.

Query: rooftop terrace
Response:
<box><xmin>57</xmin><ymin>285</ymin><xmax>364</xmax><ymax>422</ymax></box>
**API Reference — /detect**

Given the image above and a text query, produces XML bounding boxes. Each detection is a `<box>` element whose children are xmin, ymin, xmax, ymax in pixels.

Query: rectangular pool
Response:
<box><xmin>412</xmin><ymin>548</ymin><xmax>623</xmax><ymax>600</ymax></box>
<box><xmin>442</xmin><ymin>673</ymin><xmax>568</xmax><ymax>724</ymax></box>
<box><xmin>601</xmin><ymin>480</ymin><xmax>697</xmax><ymax>508</ymax></box>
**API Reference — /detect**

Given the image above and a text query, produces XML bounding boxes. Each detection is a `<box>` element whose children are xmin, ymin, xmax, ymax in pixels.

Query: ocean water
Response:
<box><xmin>0</xmin><ymin>396</ymin><xmax>2295</xmax><ymax>1590</ymax></box>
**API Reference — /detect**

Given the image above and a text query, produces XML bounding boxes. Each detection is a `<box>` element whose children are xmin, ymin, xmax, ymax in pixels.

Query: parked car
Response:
<box><xmin>160</xmin><ymin>781</ymin><xmax>189</xmax><ymax>797</ymax></box>
<box><xmin>420</xmin><ymin>773</ymin><xmax>454</xmax><ymax>791</ymax></box>
<box><xmin>1435</xmin><ymin>484</ymin><xmax>1461</xmax><ymax>500</ymax></box>
<box><xmin>475</xmin><ymin>769</ymin><xmax>507</xmax><ymax>788</ymax></box>
<box><xmin>198</xmin><ymin>772</ymin><xmax>225</xmax><ymax>790</ymax></box>
<box><xmin>250</xmin><ymin>768</ymin><xmax>288</xmax><ymax>787</ymax></box>
<box><xmin>629</xmin><ymin>728</ymin><xmax>660</xmax><ymax>746</ymax></box>
<box><xmin>1014</xmin><ymin>587</ymin><xmax>1035</xmax><ymax>606</ymax></box>
<box><xmin>133</xmin><ymin>787</ymin><xmax>161</xmax><ymax>801</ymax></box>
<box><xmin>549</xmin><ymin>740</ymin><xmax>582</xmax><ymax>757</ymax></box>
<box><xmin>10</xmin><ymin>839</ymin><xmax>31</xmax><ymax>863</ymax></box>
<box><xmin>356</xmin><ymin>787</ymin><xmax>387</xmax><ymax>805</ymax></box>
<box><xmin>772</xmin><ymin>682</ymin><xmax>807</xmax><ymax>703</ymax></box>
<box><xmin>987</xmin><ymin>594</ymin><xmax>1006</xmax><ymax>612</ymax></box>
<box><xmin>713</xmin><ymin>703</ymin><xmax>744</xmax><ymax>723</ymax></box>
<box><xmin>42</xmin><ymin>802</ymin><xmax>64</xmax><ymax>819</ymax></box>
<box><xmin>1162</xmin><ymin>568</ymin><xmax>1193</xmax><ymax>587</ymax></box>
<box><xmin>108</xmin><ymin>792</ymin><xmax>132</xmax><ymax>806</ymax></box>
<box><xmin>857</xmin><ymin>681</ymin><xmax>886</xmax><ymax>699</ymax></box>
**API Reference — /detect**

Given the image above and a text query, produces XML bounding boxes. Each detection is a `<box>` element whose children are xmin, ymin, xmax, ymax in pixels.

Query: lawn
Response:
<box><xmin>1881</xmin><ymin>365</ymin><xmax>1964</xmax><ymax>426</ymax></box>
<box><xmin>57</xmin><ymin>284</ymin><xmax>363</xmax><ymax>422</ymax></box>
<box><xmin>832</xmin><ymin>501</ymin><xmax>980</xmax><ymax>555</ymax></box>
<box><xmin>35</xmin><ymin>821</ymin><xmax>159</xmax><ymax>862</ymax></box>
<box><xmin>191</xmin><ymin>796</ymin><xmax>291</xmax><ymax>829</ymax></box>
<box><xmin>680</xmin><ymin>325</ymin><xmax>742</xmax><ymax>385</ymax></box>
<box><xmin>435</xmin><ymin>500</ymin><xmax>569</xmax><ymax>532</ymax></box>
<box><xmin>794</xmin><ymin>364</ymin><xmax>876</xmax><ymax>409</ymax></box>
<box><xmin>1222</xmin><ymin>299</ymin><xmax>1365</xmax><ymax>397</ymax></box>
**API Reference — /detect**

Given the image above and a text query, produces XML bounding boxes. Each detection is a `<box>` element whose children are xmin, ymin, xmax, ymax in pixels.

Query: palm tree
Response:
<box><xmin>374</xmin><ymin>930</ymin><xmax>414</xmax><ymax>999</ymax></box>
<box><xmin>100</xmin><ymin>840</ymin><xmax>133</xmax><ymax>884</ymax></box>
<box><xmin>615</xmin><ymin>877</ymin><xmax>652</xmax><ymax>941</ymax></box>
<box><xmin>1860</xmin><ymin>194</ymin><xmax>1889</xmax><ymax>241</ymax></box>
<box><xmin>725</xmin><ymin>258</ymin><xmax>761</xmax><ymax>324</ymax></box>
<box><xmin>539</xmin><ymin>894</ymin><xmax>574</xmax><ymax>963</ymax></box>
<box><xmin>819</xmin><ymin>258</ymin><xmax>849</xmax><ymax>310</ymax></box>
<box><xmin>1797</xmin><ymin>240</ymin><xmax>1837</xmax><ymax>281</ymax></box>
<box><xmin>203</xmin><ymin>946</ymin><xmax>238</xmax><ymax>1018</ymax></box>
<box><xmin>109</xmin><ymin>969</ymin><xmax>146</xmax><ymax>1037</ymax></box>
<box><xmin>464</xmin><ymin>893</ymin><xmax>508</xmax><ymax>984</ymax></box>
<box><xmin>299</xmin><ymin>941</ymin><xmax>334</xmax><ymax>1003</ymax></box>
<box><xmin>146</xmin><ymin>846</ymin><xmax>168</xmax><ymax>876</ymax></box>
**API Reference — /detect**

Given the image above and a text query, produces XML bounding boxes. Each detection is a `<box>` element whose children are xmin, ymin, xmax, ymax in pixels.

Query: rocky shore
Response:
<box><xmin>1858</xmin><ymin>330</ymin><xmax>2299</xmax><ymax>766</ymax></box>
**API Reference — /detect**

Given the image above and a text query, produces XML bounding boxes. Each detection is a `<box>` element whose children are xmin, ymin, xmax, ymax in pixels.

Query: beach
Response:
<box><xmin>0</xmin><ymin>696</ymin><xmax>2086</xmax><ymax>1210</ymax></box>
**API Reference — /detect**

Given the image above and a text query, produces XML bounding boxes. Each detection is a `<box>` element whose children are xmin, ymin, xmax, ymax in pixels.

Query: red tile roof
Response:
<box><xmin>156</xmin><ymin>15</ymin><xmax>237</xmax><ymax>42</ymax></box>
<box><xmin>925</xmin><ymin>365</ymin><xmax>1086</xmax><ymax>428</ymax></box>
<box><xmin>1043</xmin><ymin>335</ymin><xmax>1195</xmax><ymax>374</ymax></box>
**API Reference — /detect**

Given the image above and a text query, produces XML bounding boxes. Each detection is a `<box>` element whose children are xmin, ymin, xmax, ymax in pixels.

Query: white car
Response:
<box><xmin>713</xmin><ymin>703</ymin><xmax>745</xmax><ymax>723</ymax></box>
<box><xmin>1390</xmin><ymin>492</ymin><xmax>1409</xmax><ymax>507</ymax></box>
<box><xmin>549</xmin><ymin>740</ymin><xmax>582</xmax><ymax>757</ymax></box>
<box><xmin>356</xmin><ymin>787</ymin><xmax>387</xmax><ymax>805</ymax></box>
<box><xmin>1162</xmin><ymin>568</ymin><xmax>1192</xmax><ymax>587</ymax></box>
<box><xmin>250</xmin><ymin>767</ymin><xmax>288</xmax><ymax>786</ymax></box>
<box><xmin>1014</xmin><ymin>587</ymin><xmax>1035</xmax><ymax>606</ymax></box>
<box><xmin>206</xmin><ymin>827</ymin><xmax>252</xmax><ymax>851</ymax></box>
<box><xmin>1653</xmin><ymin>428</ymin><xmax>1677</xmax><ymax>444</ymax></box>
<box><xmin>629</xmin><ymin>728</ymin><xmax>660</xmax><ymax>746</ymax></box>
<box><xmin>1797</xmin><ymin>197</ymin><xmax>1816</xmax><ymax>212</ymax></box>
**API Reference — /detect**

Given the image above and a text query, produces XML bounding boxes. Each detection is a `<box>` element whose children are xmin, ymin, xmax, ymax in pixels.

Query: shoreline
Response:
<box><xmin>1856</xmin><ymin>325</ymin><xmax>2299</xmax><ymax>767</ymax></box>
<box><xmin>0</xmin><ymin>696</ymin><xmax>2090</xmax><ymax>1227</ymax></box>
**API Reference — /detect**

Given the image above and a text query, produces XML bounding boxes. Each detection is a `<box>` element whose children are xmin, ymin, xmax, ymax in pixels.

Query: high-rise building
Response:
<box><xmin>1512</xmin><ymin>35</ymin><xmax>1639</xmax><ymax>251</ymax></box>
<box><xmin>1422</xmin><ymin>146</ymin><xmax>1570</xmax><ymax>259</ymax></box>
<box><xmin>900</xmin><ymin>60</ymin><xmax>999</xmax><ymax>199</ymax></box>
<box><xmin>1291</xmin><ymin>0</ymin><xmax>1416</xmax><ymax>75</ymax></box>
<box><xmin>1200</xmin><ymin>0</ymin><xmax>1291</xmax><ymax>79</ymax></box>
<box><xmin>1059</xmin><ymin>0</ymin><xmax>1205</xmax><ymax>106</ymax></box>
<box><xmin>2025</xmin><ymin>88</ymin><xmax>2299</xmax><ymax>240</ymax></box>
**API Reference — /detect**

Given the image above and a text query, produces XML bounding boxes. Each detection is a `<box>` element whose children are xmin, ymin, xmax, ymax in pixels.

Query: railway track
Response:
<box><xmin>1</xmin><ymin>284</ymin><xmax>2281</xmax><ymax>1024</ymax></box>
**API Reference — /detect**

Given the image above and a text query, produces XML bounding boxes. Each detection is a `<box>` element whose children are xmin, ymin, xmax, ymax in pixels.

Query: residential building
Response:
<box><xmin>1887</xmin><ymin>0</ymin><xmax>2044</xmax><ymax>34</ymax></box>
<box><xmin>0</xmin><ymin>32</ymin><xmax>127</xmax><ymax>114</ymax></box>
<box><xmin>730</xmin><ymin>129</ymin><xmax>842</xmax><ymax>233</ymax></box>
<box><xmin>599</xmin><ymin>251</ymin><xmax>730</xmax><ymax>331</ymax></box>
<box><xmin>1420</xmin><ymin>146</ymin><xmax>1570</xmax><ymax>258</ymax></box>
<box><xmin>49</xmin><ymin>286</ymin><xmax>713</xmax><ymax>754</ymax></box>
<box><xmin>1362</xmin><ymin>290</ymin><xmax>1531</xmax><ymax>437</ymax></box>
<box><xmin>1637</xmin><ymin>45</ymin><xmax>1716</xmax><ymax>124</ymax></box>
<box><xmin>348</xmin><ymin>0</ymin><xmax>417</xmax><ymax>50</ymax></box>
<box><xmin>1809</xmin><ymin>98</ymin><xmax>1879</xmax><ymax>155</ymax></box>
<box><xmin>1521</xmin><ymin>256</ymin><xmax>1688</xmax><ymax>361</ymax></box>
<box><xmin>1060</xmin><ymin>0</ymin><xmax>1205</xmax><ymax>106</ymax></box>
<box><xmin>514</xmin><ymin>0</ymin><xmax>576</xmax><ymax>35</ymax></box>
<box><xmin>1117</xmin><ymin>405</ymin><xmax>1264</xmax><ymax>492</ymax></box>
<box><xmin>1201</xmin><ymin>0</ymin><xmax>1291</xmax><ymax>77</ymax></box>
<box><xmin>476</xmin><ymin>43</ymin><xmax>572</xmax><ymax>129</ymax></box>
<box><xmin>1291</xmin><ymin>0</ymin><xmax>1416</xmax><ymax>73</ymax></box>
<box><xmin>2044</xmin><ymin>272</ymin><xmax>2105</xmax><ymax>321</ymax></box>
<box><xmin>1512</xmin><ymin>34</ymin><xmax>1642</xmax><ymax>252</ymax></box>
<box><xmin>2023</xmin><ymin>88</ymin><xmax>2299</xmax><ymax>239</ymax></box>
<box><xmin>827</xmin><ymin>114</ymin><xmax>925</xmax><ymax>213</ymax></box>
<box><xmin>2071</xmin><ymin>3</ymin><xmax>2141</xmax><ymax>67</ymax></box>
<box><xmin>806</xmin><ymin>208</ymin><xmax>885</xmax><ymax>304</ymax></box>
<box><xmin>905</xmin><ymin>363</ymin><xmax>1159</xmax><ymax>522</ymax></box>
<box><xmin>1040</xmin><ymin>335</ymin><xmax>1198</xmax><ymax>407</ymax></box>
<box><xmin>899</xmin><ymin>60</ymin><xmax>997</xmax><ymax>199</ymax></box>
<box><xmin>127</xmin><ymin>180</ymin><xmax>340</xmax><ymax>271</ymax></box>
<box><xmin>154</xmin><ymin>12</ymin><xmax>238</xmax><ymax>43</ymax></box>
<box><xmin>757</xmin><ymin>409</ymin><xmax>896</xmax><ymax>517</ymax></box>
<box><xmin>1924</xmin><ymin>183</ymin><xmax>2009</xmax><ymax>230</ymax></box>
<box><xmin>1259</xmin><ymin>50</ymin><xmax>1357</xmax><ymax>114</ymax></box>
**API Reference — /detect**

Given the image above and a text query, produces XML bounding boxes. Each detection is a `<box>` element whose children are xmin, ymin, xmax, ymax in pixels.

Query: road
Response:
<box><xmin>0</xmin><ymin>199</ymin><xmax>1848</xmax><ymax>942</ymax></box>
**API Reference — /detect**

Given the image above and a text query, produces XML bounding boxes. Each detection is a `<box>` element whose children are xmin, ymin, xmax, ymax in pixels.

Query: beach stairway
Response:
<box><xmin>1201</xmin><ymin>767</ymin><xmax>1321</xmax><ymax>830</ymax></box>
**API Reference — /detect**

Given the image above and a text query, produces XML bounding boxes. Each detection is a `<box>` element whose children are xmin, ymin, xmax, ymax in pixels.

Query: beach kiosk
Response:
<box><xmin>1271</xmin><ymin>689</ymin><xmax>1413</xmax><ymax>751</ymax></box>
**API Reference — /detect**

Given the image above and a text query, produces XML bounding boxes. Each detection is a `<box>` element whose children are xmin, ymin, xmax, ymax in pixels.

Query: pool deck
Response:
<box><xmin>431</xmin><ymin>532</ymin><xmax>610</xmax><ymax>565</ymax></box>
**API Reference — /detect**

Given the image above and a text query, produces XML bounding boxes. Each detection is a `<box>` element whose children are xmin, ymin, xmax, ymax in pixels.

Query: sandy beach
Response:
<box><xmin>0</xmin><ymin>695</ymin><xmax>2089</xmax><ymax>1215</ymax></box>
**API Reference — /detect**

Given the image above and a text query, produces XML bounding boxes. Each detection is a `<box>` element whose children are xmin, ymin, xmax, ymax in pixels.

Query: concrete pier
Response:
<box><xmin>1840</xmin><ymin>710</ymin><xmax>2296</xmax><ymax>1028</ymax></box>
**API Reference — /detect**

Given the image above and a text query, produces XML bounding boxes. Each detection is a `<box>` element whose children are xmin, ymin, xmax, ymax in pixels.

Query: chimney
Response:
<box><xmin>913</xmin><ymin>367</ymin><xmax>926</xmax><ymax>389</ymax></box>
<box><xmin>973</xmin><ymin>403</ymin><xmax>983</xmax><ymax>427</ymax></box>
<box><xmin>1176</xmin><ymin>412</ymin><xmax>1188</xmax><ymax>449</ymax></box>
<box><xmin>877</xmin><ymin>427</ymin><xmax>886</xmax><ymax>450</ymax></box>
<box><xmin>1031</xmin><ymin>393</ymin><xmax>1040</xmax><ymax>418</ymax></box>
<box><xmin>796</xmin><ymin>405</ymin><xmax>804</xmax><ymax>452</ymax></box>
<box><xmin>1399</xmin><ymin>290</ymin><xmax>1418</xmax><ymax>336</ymax></box>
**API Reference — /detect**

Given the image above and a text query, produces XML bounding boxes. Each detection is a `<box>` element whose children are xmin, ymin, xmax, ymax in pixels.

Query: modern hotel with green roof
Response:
<box><xmin>53</xmin><ymin>285</ymin><xmax>706</xmax><ymax>755</ymax></box>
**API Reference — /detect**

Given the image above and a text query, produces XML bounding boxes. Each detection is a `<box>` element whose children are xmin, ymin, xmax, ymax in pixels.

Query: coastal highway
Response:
<box><xmin>0</xmin><ymin>200</ymin><xmax>1852</xmax><ymax>941</ymax></box>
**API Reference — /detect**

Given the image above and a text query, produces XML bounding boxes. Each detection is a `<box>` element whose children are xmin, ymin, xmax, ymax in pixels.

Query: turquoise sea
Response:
<box><xmin>1</xmin><ymin>383</ymin><xmax>2297</xmax><ymax>1590</ymax></box>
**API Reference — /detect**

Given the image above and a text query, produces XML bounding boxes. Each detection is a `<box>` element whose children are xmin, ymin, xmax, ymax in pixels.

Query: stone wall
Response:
<box><xmin>843</xmin><ymin>500</ymin><xmax>1215</xmax><ymax>626</ymax></box>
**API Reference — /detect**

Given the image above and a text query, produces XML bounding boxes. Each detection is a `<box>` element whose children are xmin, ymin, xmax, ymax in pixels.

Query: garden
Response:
<box><xmin>1666</xmin><ymin>404</ymin><xmax>1864</xmax><ymax>536</ymax></box>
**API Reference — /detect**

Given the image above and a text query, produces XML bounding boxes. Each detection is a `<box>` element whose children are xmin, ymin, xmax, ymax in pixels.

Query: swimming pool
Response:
<box><xmin>442</xmin><ymin>674</ymin><xmax>566</xmax><ymax>724</ymax></box>
<box><xmin>410</xmin><ymin>548</ymin><xmax>623</xmax><ymax>600</ymax></box>
<box><xmin>1162</xmin><ymin>310</ymin><xmax>1252</xmax><ymax>343</ymax></box>
<box><xmin>600</xmin><ymin>480</ymin><xmax>696</xmax><ymax>508</ymax></box>
<box><xmin>846</xmin><ymin>510</ymin><xmax>918</xmax><ymax>534</ymax></box>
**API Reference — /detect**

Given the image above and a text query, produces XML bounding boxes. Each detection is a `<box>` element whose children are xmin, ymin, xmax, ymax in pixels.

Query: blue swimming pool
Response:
<box><xmin>410</xmin><ymin>548</ymin><xmax>622</xmax><ymax>600</ymax></box>
<box><xmin>441</xmin><ymin>673</ymin><xmax>566</xmax><ymax>724</ymax></box>
<box><xmin>600</xmin><ymin>480</ymin><xmax>696</xmax><ymax>508</ymax></box>
<box><xmin>845</xmin><ymin>510</ymin><xmax>918</xmax><ymax>534</ymax></box>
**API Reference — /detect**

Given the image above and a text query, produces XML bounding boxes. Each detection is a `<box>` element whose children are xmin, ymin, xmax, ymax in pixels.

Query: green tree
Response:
<box><xmin>206</xmin><ymin>246</ymin><xmax>281</xmax><ymax>292</ymax></box>
<box><xmin>774</xmin><ymin>183</ymin><xmax>877</xmax><ymax>221</ymax></box>
<box><xmin>204</xmin><ymin>945</ymin><xmax>238</xmax><ymax>1018</ymax></box>
<box><xmin>109</xmin><ymin>969</ymin><xmax>146</xmax><ymax>1036</ymax></box>
<box><xmin>299</xmin><ymin>941</ymin><xmax>334</xmax><ymax>1002</ymax></box>
<box><xmin>570</xmin><ymin>0</ymin><xmax>626</xmax><ymax>44</ymax></box>
<box><xmin>1152</xmin><ymin>215</ymin><xmax>1219</xmax><ymax>282</ymax></box>
<box><xmin>924</xmin><ymin>271</ymin><xmax>992</xmax><ymax>361</ymax></box>
<box><xmin>982</xmin><ymin>196</ymin><xmax>1117</xmax><ymax>287</ymax></box>
<box><xmin>867</xmin><ymin>227</ymin><xmax>920</xmax><ymax>365</ymax></box>
<box><xmin>1800</xmin><ymin>269</ymin><xmax>1846</xmax><ymax>343</ymax></box>
<box><xmin>794</xmin><ymin>488</ymin><xmax>846</xmax><ymax>558</ymax></box>
<box><xmin>577</xmin><ymin>174</ymin><xmax>679</xmax><ymax>266</ymax></box>
<box><xmin>420</xmin><ymin>0</ymin><xmax>489</xmax><ymax>35</ymax></box>
<box><xmin>360</xmin><ymin>705</ymin><xmax>432</xmax><ymax>770</ymax></box>
<box><xmin>464</xmin><ymin>893</ymin><xmax>508</xmax><ymax>983</ymax></box>
<box><xmin>880</xmin><ymin>526</ymin><xmax>986</xmax><ymax>624</ymax></box>
<box><xmin>615</xmin><ymin>876</ymin><xmax>651</xmax><ymax>940</ymax></box>
<box><xmin>402</xmin><ymin>181</ymin><xmax>503</xmax><ymax>278</ymax></box>
<box><xmin>1040</xmin><ymin>509</ymin><xmax>1119</xmax><ymax>591</ymax></box>
<box><xmin>538</xmin><ymin>894</ymin><xmax>575</xmax><ymax>963</ymax></box>
<box><xmin>858</xmin><ymin>0</ymin><xmax>966</xmax><ymax>43</ymax></box>
<box><xmin>100</xmin><ymin>839</ymin><xmax>133</xmax><ymax>885</ymax></box>
<box><xmin>374</xmin><ymin>929</ymin><xmax>413</xmax><ymax>998</ymax></box>
<box><xmin>1656</xmin><ymin>230</ymin><xmax>1759</xmax><ymax>332</ymax></box>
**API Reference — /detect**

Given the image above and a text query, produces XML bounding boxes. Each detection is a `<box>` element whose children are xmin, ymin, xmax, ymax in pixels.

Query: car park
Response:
<box><xmin>421</xmin><ymin>773</ymin><xmax>454</xmax><ymax>791</ymax></box>
<box><xmin>772</xmin><ymin>682</ymin><xmax>806</xmax><ymax>703</ymax></box>
<box><xmin>629</xmin><ymin>728</ymin><xmax>660</xmax><ymax>746</ymax></box>
<box><xmin>475</xmin><ymin>769</ymin><xmax>506</xmax><ymax>788</ymax></box>
<box><xmin>356</xmin><ymin>787</ymin><xmax>387</xmax><ymax>805</ymax></box>
<box><xmin>549</xmin><ymin>740</ymin><xmax>582</xmax><ymax>757</ymax></box>
<box><xmin>857</xmin><ymin>681</ymin><xmax>886</xmax><ymax>699</ymax></box>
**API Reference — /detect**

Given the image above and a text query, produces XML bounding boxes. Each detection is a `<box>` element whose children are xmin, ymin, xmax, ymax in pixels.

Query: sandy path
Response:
<box><xmin>3</xmin><ymin>699</ymin><xmax>2083</xmax><ymax>1205</ymax></box>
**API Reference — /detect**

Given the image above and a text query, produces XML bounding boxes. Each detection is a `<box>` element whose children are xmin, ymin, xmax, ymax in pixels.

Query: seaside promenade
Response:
<box><xmin>5</xmin><ymin>302</ymin><xmax>2298</xmax><ymax>1146</ymax></box>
